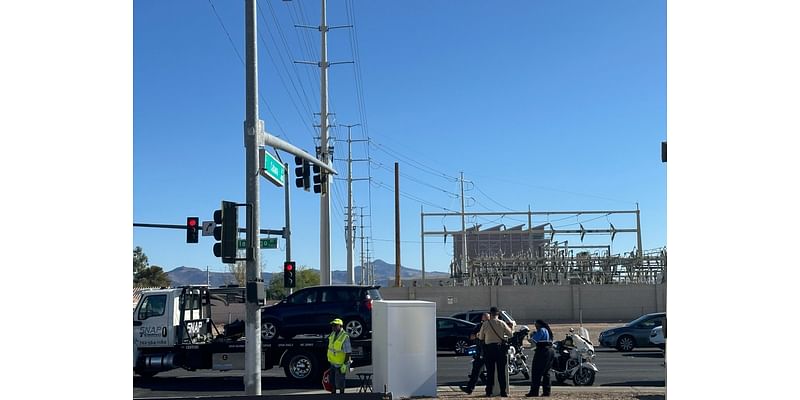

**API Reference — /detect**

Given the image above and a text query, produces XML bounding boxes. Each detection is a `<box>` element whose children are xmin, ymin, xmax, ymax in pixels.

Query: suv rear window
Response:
<box><xmin>367</xmin><ymin>288</ymin><xmax>382</xmax><ymax>300</ymax></box>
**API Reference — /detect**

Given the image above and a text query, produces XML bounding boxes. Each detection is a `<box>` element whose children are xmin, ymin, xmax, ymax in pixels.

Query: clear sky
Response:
<box><xmin>133</xmin><ymin>0</ymin><xmax>666</xmax><ymax>276</ymax></box>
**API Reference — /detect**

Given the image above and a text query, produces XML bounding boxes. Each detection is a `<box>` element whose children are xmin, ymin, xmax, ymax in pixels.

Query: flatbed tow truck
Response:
<box><xmin>133</xmin><ymin>286</ymin><xmax>371</xmax><ymax>383</ymax></box>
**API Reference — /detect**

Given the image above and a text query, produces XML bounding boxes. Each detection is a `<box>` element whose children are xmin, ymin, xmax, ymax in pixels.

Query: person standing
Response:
<box><xmin>526</xmin><ymin>319</ymin><xmax>555</xmax><ymax>397</ymax></box>
<box><xmin>327</xmin><ymin>318</ymin><xmax>351</xmax><ymax>394</ymax></box>
<box><xmin>478</xmin><ymin>307</ymin><xmax>513</xmax><ymax>397</ymax></box>
<box><xmin>460</xmin><ymin>312</ymin><xmax>491</xmax><ymax>394</ymax></box>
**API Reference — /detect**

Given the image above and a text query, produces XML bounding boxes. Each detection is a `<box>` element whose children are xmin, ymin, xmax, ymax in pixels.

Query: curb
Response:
<box><xmin>436</xmin><ymin>386</ymin><xmax>665</xmax><ymax>393</ymax></box>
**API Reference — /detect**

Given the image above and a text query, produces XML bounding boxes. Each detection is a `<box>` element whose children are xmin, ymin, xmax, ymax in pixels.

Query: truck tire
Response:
<box><xmin>283</xmin><ymin>350</ymin><xmax>322</xmax><ymax>383</ymax></box>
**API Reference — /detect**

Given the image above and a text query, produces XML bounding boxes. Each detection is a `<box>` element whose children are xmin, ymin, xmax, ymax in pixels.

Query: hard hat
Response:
<box><xmin>331</xmin><ymin>318</ymin><xmax>344</xmax><ymax>326</ymax></box>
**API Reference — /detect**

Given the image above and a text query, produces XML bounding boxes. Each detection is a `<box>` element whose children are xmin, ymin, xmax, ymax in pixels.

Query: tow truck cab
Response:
<box><xmin>133</xmin><ymin>286</ymin><xmax>215</xmax><ymax>375</ymax></box>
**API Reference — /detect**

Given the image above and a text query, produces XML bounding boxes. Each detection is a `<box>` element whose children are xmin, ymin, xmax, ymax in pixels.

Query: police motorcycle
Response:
<box><xmin>476</xmin><ymin>325</ymin><xmax>531</xmax><ymax>383</ymax></box>
<box><xmin>551</xmin><ymin>327</ymin><xmax>599</xmax><ymax>386</ymax></box>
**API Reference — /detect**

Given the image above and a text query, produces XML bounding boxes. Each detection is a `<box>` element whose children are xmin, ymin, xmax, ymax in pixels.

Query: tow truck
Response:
<box><xmin>133</xmin><ymin>285</ymin><xmax>371</xmax><ymax>383</ymax></box>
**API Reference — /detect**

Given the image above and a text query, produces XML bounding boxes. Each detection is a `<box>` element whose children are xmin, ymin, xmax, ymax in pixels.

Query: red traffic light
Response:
<box><xmin>284</xmin><ymin>263</ymin><xmax>293</xmax><ymax>271</ymax></box>
<box><xmin>186</xmin><ymin>217</ymin><xmax>200</xmax><ymax>244</ymax></box>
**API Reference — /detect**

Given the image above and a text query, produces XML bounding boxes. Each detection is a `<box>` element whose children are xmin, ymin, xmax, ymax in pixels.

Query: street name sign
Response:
<box><xmin>260</xmin><ymin>238</ymin><xmax>278</xmax><ymax>249</ymax></box>
<box><xmin>259</xmin><ymin>148</ymin><xmax>285</xmax><ymax>187</ymax></box>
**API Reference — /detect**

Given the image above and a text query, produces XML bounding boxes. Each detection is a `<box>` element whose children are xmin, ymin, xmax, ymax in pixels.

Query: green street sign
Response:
<box><xmin>260</xmin><ymin>148</ymin><xmax>285</xmax><ymax>187</ymax></box>
<box><xmin>260</xmin><ymin>238</ymin><xmax>278</xmax><ymax>249</ymax></box>
<box><xmin>237</xmin><ymin>239</ymin><xmax>247</xmax><ymax>250</ymax></box>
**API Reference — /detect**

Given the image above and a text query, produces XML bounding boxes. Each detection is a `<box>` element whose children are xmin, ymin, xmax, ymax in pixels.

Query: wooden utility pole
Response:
<box><xmin>395</xmin><ymin>162</ymin><xmax>401</xmax><ymax>287</ymax></box>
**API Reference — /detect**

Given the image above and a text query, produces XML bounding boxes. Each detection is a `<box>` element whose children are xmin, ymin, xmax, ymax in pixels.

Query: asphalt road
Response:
<box><xmin>133</xmin><ymin>348</ymin><xmax>664</xmax><ymax>398</ymax></box>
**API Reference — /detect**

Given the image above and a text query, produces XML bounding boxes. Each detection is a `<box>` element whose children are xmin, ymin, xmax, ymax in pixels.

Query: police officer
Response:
<box><xmin>460</xmin><ymin>312</ymin><xmax>490</xmax><ymax>394</ymax></box>
<box><xmin>526</xmin><ymin>319</ymin><xmax>555</xmax><ymax>397</ymax></box>
<box><xmin>479</xmin><ymin>307</ymin><xmax>513</xmax><ymax>397</ymax></box>
<box><xmin>327</xmin><ymin>318</ymin><xmax>351</xmax><ymax>394</ymax></box>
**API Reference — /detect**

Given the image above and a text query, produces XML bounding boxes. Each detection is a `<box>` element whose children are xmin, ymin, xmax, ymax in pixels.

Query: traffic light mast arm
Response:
<box><xmin>260</xmin><ymin>130</ymin><xmax>337</xmax><ymax>175</ymax></box>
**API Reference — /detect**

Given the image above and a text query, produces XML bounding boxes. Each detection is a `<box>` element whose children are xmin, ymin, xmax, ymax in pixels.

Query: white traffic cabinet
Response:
<box><xmin>372</xmin><ymin>300</ymin><xmax>437</xmax><ymax>398</ymax></box>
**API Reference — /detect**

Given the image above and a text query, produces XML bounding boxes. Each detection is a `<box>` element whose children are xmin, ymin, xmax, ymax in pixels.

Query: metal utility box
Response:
<box><xmin>372</xmin><ymin>300</ymin><xmax>437</xmax><ymax>398</ymax></box>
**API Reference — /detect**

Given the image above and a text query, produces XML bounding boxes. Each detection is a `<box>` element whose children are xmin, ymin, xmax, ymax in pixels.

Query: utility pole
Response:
<box><xmin>420</xmin><ymin>205</ymin><xmax>425</xmax><ymax>285</ymax></box>
<box><xmin>395</xmin><ymin>162</ymin><xmax>401</xmax><ymax>287</ymax></box>
<box><xmin>243</xmin><ymin>0</ymin><xmax>262</xmax><ymax>394</ymax></box>
<box><xmin>340</xmin><ymin>123</ymin><xmax>364</xmax><ymax>285</ymax></box>
<box><xmin>359</xmin><ymin>207</ymin><xmax>365</xmax><ymax>285</ymax></box>
<box><xmin>365</xmin><ymin>239</ymin><xmax>372</xmax><ymax>285</ymax></box>
<box><xmin>284</xmin><ymin>162</ymin><xmax>293</xmax><ymax>295</ymax></box>
<box><xmin>293</xmin><ymin>0</ymin><xmax>353</xmax><ymax>285</ymax></box>
<box><xmin>460</xmin><ymin>172</ymin><xmax>467</xmax><ymax>285</ymax></box>
<box><xmin>319</xmin><ymin>0</ymin><xmax>332</xmax><ymax>286</ymax></box>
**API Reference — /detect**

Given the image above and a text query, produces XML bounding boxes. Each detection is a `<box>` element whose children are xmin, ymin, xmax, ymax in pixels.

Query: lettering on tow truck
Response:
<box><xmin>186</xmin><ymin>320</ymin><xmax>204</xmax><ymax>335</ymax></box>
<box><xmin>139</xmin><ymin>326</ymin><xmax>167</xmax><ymax>338</ymax></box>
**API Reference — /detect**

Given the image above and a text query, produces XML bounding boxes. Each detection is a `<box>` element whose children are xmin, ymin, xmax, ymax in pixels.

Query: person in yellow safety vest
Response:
<box><xmin>327</xmin><ymin>318</ymin><xmax>352</xmax><ymax>394</ymax></box>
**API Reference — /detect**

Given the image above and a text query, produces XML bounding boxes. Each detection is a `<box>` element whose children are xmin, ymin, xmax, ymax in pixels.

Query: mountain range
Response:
<box><xmin>167</xmin><ymin>259</ymin><xmax>449</xmax><ymax>287</ymax></box>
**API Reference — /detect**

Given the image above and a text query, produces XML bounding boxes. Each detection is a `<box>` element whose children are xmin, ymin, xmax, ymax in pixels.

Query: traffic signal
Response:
<box><xmin>212</xmin><ymin>201</ymin><xmax>238</xmax><ymax>263</ymax></box>
<box><xmin>283</xmin><ymin>261</ymin><xmax>296</xmax><ymax>288</ymax></box>
<box><xmin>294</xmin><ymin>156</ymin><xmax>310</xmax><ymax>191</ymax></box>
<box><xmin>312</xmin><ymin>164</ymin><xmax>327</xmax><ymax>194</ymax></box>
<box><xmin>186</xmin><ymin>217</ymin><xmax>199</xmax><ymax>243</ymax></box>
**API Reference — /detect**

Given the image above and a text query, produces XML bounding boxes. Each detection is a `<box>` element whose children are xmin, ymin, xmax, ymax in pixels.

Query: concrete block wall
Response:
<box><xmin>378</xmin><ymin>284</ymin><xmax>665</xmax><ymax>322</ymax></box>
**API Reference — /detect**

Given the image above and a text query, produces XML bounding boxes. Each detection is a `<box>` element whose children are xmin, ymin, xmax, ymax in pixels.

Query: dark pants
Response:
<box><xmin>483</xmin><ymin>343</ymin><xmax>508</xmax><ymax>396</ymax></box>
<box><xmin>328</xmin><ymin>365</ymin><xmax>346</xmax><ymax>393</ymax></box>
<box><xmin>465</xmin><ymin>349</ymin><xmax>485</xmax><ymax>391</ymax></box>
<box><xmin>529</xmin><ymin>345</ymin><xmax>555</xmax><ymax>396</ymax></box>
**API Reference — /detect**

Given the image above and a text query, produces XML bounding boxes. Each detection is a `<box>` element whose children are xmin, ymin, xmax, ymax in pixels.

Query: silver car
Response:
<box><xmin>598</xmin><ymin>312</ymin><xmax>665</xmax><ymax>351</ymax></box>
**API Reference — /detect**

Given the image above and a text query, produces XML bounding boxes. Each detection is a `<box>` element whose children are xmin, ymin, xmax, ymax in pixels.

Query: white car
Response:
<box><xmin>649</xmin><ymin>326</ymin><xmax>665</xmax><ymax>350</ymax></box>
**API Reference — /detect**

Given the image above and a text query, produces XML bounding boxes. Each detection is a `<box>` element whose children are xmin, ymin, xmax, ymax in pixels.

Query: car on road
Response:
<box><xmin>649</xmin><ymin>326</ymin><xmax>665</xmax><ymax>350</ymax></box>
<box><xmin>260</xmin><ymin>285</ymin><xmax>382</xmax><ymax>340</ymax></box>
<box><xmin>436</xmin><ymin>317</ymin><xmax>477</xmax><ymax>355</ymax></box>
<box><xmin>450</xmin><ymin>309</ymin><xmax>517</xmax><ymax>328</ymax></box>
<box><xmin>599</xmin><ymin>312</ymin><xmax>665</xmax><ymax>351</ymax></box>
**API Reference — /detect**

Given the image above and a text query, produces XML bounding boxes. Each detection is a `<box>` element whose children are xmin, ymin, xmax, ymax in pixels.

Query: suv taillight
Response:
<box><xmin>363</xmin><ymin>298</ymin><xmax>372</xmax><ymax>311</ymax></box>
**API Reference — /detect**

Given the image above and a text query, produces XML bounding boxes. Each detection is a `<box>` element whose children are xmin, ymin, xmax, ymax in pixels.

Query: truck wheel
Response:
<box><xmin>344</xmin><ymin>318</ymin><xmax>366</xmax><ymax>339</ymax></box>
<box><xmin>284</xmin><ymin>351</ymin><xmax>321</xmax><ymax>383</ymax></box>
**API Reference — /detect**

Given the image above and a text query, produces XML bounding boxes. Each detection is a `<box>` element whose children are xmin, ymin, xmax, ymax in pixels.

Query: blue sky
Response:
<box><xmin>133</xmin><ymin>0</ymin><xmax>666</xmax><ymax>276</ymax></box>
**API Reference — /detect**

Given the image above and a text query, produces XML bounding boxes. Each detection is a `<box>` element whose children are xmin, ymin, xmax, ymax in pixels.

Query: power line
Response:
<box><xmin>207</xmin><ymin>0</ymin><xmax>289</xmax><ymax>140</ymax></box>
<box><xmin>370</xmin><ymin>160</ymin><xmax>460</xmax><ymax>198</ymax></box>
<box><xmin>370</xmin><ymin>140</ymin><xmax>459</xmax><ymax>182</ymax></box>
<box><xmin>371</xmin><ymin>180</ymin><xmax>458</xmax><ymax>213</ymax></box>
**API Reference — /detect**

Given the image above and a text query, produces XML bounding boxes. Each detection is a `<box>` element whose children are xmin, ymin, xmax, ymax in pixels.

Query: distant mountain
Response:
<box><xmin>167</xmin><ymin>259</ymin><xmax>448</xmax><ymax>288</ymax></box>
<box><xmin>334</xmin><ymin>259</ymin><xmax>450</xmax><ymax>286</ymax></box>
<box><xmin>167</xmin><ymin>266</ymin><xmax>273</xmax><ymax>287</ymax></box>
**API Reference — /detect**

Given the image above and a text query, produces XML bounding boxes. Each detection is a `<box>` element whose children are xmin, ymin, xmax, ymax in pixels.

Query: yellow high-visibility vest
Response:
<box><xmin>327</xmin><ymin>331</ymin><xmax>348</xmax><ymax>365</ymax></box>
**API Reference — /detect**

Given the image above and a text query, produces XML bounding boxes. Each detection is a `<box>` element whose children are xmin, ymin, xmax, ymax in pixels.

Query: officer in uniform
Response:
<box><xmin>526</xmin><ymin>319</ymin><xmax>555</xmax><ymax>397</ymax></box>
<box><xmin>327</xmin><ymin>318</ymin><xmax>351</xmax><ymax>394</ymax></box>
<box><xmin>479</xmin><ymin>307</ymin><xmax>513</xmax><ymax>397</ymax></box>
<box><xmin>460</xmin><ymin>312</ymin><xmax>490</xmax><ymax>394</ymax></box>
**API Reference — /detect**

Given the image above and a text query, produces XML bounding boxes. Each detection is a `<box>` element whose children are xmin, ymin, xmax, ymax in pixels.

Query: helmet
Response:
<box><xmin>330</xmin><ymin>318</ymin><xmax>344</xmax><ymax>326</ymax></box>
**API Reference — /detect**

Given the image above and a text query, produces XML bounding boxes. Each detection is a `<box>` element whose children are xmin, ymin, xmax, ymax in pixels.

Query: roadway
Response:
<box><xmin>133</xmin><ymin>348</ymin><xmax>665</xmax><ymax>398</ymax></box>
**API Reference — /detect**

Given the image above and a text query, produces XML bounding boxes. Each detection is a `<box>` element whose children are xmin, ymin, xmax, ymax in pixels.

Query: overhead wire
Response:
<box><xmin>207</xmin><ymin>0</ymin><xmax>289</xmax><ymax>140</ymax></box>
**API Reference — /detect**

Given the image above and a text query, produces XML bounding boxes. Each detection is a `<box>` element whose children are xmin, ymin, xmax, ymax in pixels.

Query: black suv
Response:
<box><xmin>261</xmin><ymin>285</ymin><xmax>382</xmax><ymax>340</ymax></box>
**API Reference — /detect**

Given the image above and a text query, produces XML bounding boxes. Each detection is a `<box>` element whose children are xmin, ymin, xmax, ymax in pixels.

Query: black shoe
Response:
<box><xmin>459</xmin><ymin>386</ymin><xmax>473</xmax><ymax>395</ymax></box>
<box><xmin>501</xmin><ymin>393</ymin><xmax>508</xmax><ymax>397</ymax></box>
<box><xmin>542</xmin><ymin>393</ymin><xmax>551</xmax><ymax>397</ymax></box>
<box><xmin>525</xmin><ymin>393</ymin><xmax>539</xmax><ymax>397</ymax></box>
